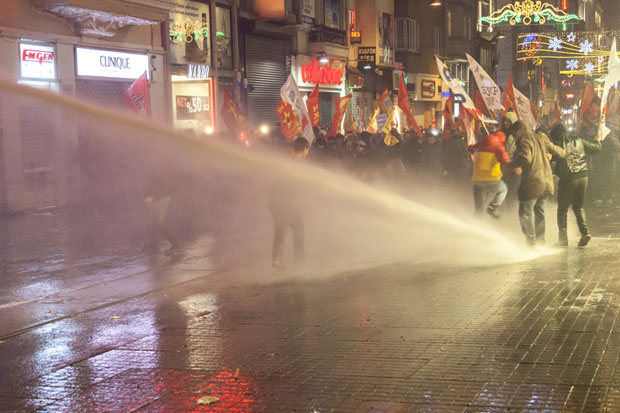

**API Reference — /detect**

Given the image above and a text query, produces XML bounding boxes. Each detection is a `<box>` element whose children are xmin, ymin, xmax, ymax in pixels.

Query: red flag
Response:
<box><xmin>122</xmin><ymin>72</ymin><xmax>151</xmax><ymax>117</ymax></box>
<box><xmin>474</xmin><ymin>92</ymin><xmax>491</xmax><ymax>118</ymax></box>
<box><xmin>501</xmin><ymin>74</ymin><xmax>517</xmax><ymax>117</ymax></box>
<box><xmin>579</xmin><ymin>81</ymin><xmax>599</xmax><ymax>127</ymax></box>
<box><xmin>398</xmin><ymin>74</ymin><xmax>423</xmax><ymax>139</ymax></box>
<box><xmin>221</xmin><ymin>90</ymin><xmax>254</xmax><ymax>139</ymax></box>
<box><xmin>443</xmin><ymin>96</ymin><xmax>456</xmax><ymax>139</ymax></box>
<box><xmin>553</xmin><ymin>102</ymin><xmax>562</xmax><ymax>126</ymax></box>
<box><xmin>457</xmin><ymin>106</ymin><xmax>477</xmax><ymax>146</ymax></box>
<box><xmin>306</xmin><ymin>83</ymin><xmax>320</xmax><ymax>127</ymax></box>
<box><xmin>327</xmin><ymin>94</ymin><xmax>352</xmax><ymax>137</ymax></box>
<box><xmin>473</xmin><ymin>92</ymin><xmax>491</xmax><ymax>135</ymax></box>
<box><xmin>276</xmin><ymin>99</ymin><xmax>302</xmax><ymax>141</ymax></box>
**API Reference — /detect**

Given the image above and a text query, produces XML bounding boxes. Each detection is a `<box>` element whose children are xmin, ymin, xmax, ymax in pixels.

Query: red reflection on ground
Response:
<box><xmin>156</xmin><ymin>367</ymin><xmax>259</xmax><ymax>411</ymax></box>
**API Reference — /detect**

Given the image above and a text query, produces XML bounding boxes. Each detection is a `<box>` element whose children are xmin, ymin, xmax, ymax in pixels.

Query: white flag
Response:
<box><xmin>513</xmin><ymin>86</ymin><xmax>537</xmax><ymax>131</ymax></box>
<box><xmin>600</xmin><ymin>39</ymin><xmax>620</xmax><ymax>140</ymax></box>
<box><xmin>435</xmin><ymin>56</ymin><xmax>480</xmax><ymax>118</ymax></box>
<box><xmin>280</xmin><ymin>74</ymin><xmax>314</xmax><ymax>143</ymax></box>
<box><xmin>466</xmin><ymin>53</ymin><xmax>503</xmax><ymax>112</ymax></box>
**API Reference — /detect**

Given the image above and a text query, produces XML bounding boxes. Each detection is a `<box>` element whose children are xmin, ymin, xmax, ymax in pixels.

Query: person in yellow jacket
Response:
<box><xmin>468</xmin><ymin>129</ymin><xmax>512</xmax><ymax>218</ymax></box>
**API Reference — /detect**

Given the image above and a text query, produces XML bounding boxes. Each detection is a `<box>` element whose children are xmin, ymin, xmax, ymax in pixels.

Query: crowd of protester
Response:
<box><xmin>260</xmin><ymin>112</ymin><xmax>620</xmax><ymax>252</ymax></box>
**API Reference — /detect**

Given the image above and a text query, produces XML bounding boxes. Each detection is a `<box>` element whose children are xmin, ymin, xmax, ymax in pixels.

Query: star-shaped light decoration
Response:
<box><xmin>584</xmin><ymin>62</ymin><xmax>595</xmax><ymax>73</ymax></box>
<box><xmin>567</xmin><ymin>32</ymin><xmax>576</xmax><ymax>42</ymax></box>
<box><xmin>580</xmin><ymin>39</ymin><xmax>594</xmax><ymax>55</ymax></box>
<box><xmin>566</xmin><ymin>59</ymin><xmax>579</xmax><ymax>71</ymax></box>
<box><xmin>599</xmin><ymin>56</ymin><xmax>606</xmax><ymax>63</ymax></box>
<box><xmin>548</xmin><ymin>36</ymin><xmax>562</xmax><ymax>51</ymax></box>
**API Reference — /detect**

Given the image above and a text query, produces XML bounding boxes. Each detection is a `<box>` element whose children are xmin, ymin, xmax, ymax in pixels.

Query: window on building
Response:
<box><xmin>433</xmin><ymin>26</ymin><xmax>442</xmax><ymax>56</ymax></box>
<box><xmin>578</xmin><ymin>0</ymin><xmax>589</xmax><ymax>21</ymax></box>
<box><xmin>216</xmin><ymin>6</ymin><xmax>232</xmax><ymax>70</ymax></box>
<box><xmin>480</xmin><ymin>48</ymin><xmax>492</xmax><ymax>71</ymax></box>
<box><xmin>477</xmin><ymin>0</ymin><xmax>494</xmax><ymax>33</ymax></box>
<box><xmin>396</xmin><ymin>18</ymin><xmax>419</xmax><ymax>53</ymax></box>
<box><xmin>324</xmin><ymin>0</ymin><xmax>341</xmax><ymax>29</ymax></box>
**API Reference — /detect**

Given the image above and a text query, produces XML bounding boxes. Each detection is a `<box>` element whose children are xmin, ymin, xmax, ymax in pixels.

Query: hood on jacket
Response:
<box><xmin>550</xmin><ymin>123</ymin><xmax>569</xmax><ymax>144</ymax></box>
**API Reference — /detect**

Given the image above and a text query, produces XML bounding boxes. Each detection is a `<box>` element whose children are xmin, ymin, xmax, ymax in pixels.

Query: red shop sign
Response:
<box><xmin>301</xmin><ymin>61</ymin><xmax>343</xmax><ymax>85</ymax></box>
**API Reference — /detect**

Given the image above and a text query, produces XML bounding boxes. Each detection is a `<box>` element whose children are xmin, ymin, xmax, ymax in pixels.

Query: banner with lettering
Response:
<box><xmin>435</xmin><ymin>56</ymin><xmax>480</xmax><ymax>119</ymax></box>
<box><xmin>122</xmin><ymin>72</ymin><xmax>151</xmax><ymax>117</ymax></box>
<box><xmin>466</xmin><ymin>54</ymin><xmax>503</xmax><ymax>112</ymax></box>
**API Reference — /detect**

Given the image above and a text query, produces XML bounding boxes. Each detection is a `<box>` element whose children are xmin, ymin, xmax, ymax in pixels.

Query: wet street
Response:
<box><xmin>2</xmin><ymin>205</ymin><xmax>620</xmax><ymax>412</ymax></box>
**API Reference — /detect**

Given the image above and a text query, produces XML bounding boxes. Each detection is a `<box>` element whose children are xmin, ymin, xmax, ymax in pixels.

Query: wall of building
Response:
<box><xmin>0</xmin><ymin>0</ymin><xmax>170</xmax><ymax>213</ymax></box>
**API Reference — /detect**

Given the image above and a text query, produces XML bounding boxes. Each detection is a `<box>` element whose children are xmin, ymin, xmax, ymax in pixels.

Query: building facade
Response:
<box><xmin>0</xmin><ymin>0</ymin><xmax>173</xmax><ymax>213</ymax></box>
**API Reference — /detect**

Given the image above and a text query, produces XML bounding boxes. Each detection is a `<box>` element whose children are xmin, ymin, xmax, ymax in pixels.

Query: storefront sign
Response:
<box><xmin>411</xmin><ymin>74</ymin><xmax>441</xmax><ymax>102</ymax></box>
<box><xmin>421</xmin><ymin>80</ymin><xmax>436</xmax><ymax>99</ymax></box>
<box><xmin>350</xmin><ymin>30</ymin><xmax>362</xmax><ymax>44</ymax></box>
<box><xmin>75</xmin><ymin>48</ymin><xmax>149</xmax><ymax>80</ymax></box>
<box><xmin>302</xmin><ymin>0</ymin><xmax>315</xmax><ymax>24</ymax></box>
<box><xmin>188</xmin><ymin>64</ymin><xmax>210</xmax><ymax>79</ymax></box>
<box><xmin>20</xmin><ymin>43</ymin><xmax>55</xmax><ymax>79</ymax></box>
<box><xmin>301</xmin><ymin>61</ymin><xmax>343</xmax><ymax>85</ymax></box>
<box><xmin>358</xmin><ymin>47</ymin><xmax>376</xmax><ymax>62</ymax></box>
<box><xmin>175</xmin><ymin>95</ymin><xmax>210</xmax><ymax>120</ymax></box>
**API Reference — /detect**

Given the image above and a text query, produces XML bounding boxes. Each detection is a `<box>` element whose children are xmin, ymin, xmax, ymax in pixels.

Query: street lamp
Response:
<box><xmin>429</xmin><ymin>0</ymin><xmax>443</xmax><ymax>6</ymax></box>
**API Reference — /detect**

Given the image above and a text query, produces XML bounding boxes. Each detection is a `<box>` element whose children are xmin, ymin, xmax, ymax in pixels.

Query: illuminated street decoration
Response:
<box><xmin>517</xmin><ymin>31</ymin><xmax>620</xmax><ymax>77</ymax></box>
<box><xmin>478</xmin><ymin>0</ymin><xmax>578</xmax><ymax>26</ymax></box>
<box><xmin>170</xmin><ymin>19</ymin><xmax>209</xmax><ymax>43</ymax></box>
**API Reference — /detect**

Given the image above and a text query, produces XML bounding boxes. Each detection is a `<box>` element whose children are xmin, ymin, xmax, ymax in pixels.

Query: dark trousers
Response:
<box><xmin>557</xmin><ymin>176</ymin><xmax>589</xmax><ymax>236</ymax></box>
<box><xmin>519</xmin><ymin>196</ymin><xmax>547</xmax><ymax>244</ymax></box>
<box><xmin>269</xmin><ymin>202</ymin><xmax>304</xmax><ymax>263</ymax></box>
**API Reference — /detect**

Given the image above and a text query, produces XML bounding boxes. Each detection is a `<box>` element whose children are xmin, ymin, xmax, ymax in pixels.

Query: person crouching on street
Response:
<box><xmin>510</xmin><ymin>121</ymin><xmax>566</xmax><ymax>246</ymax></box>
<box><xmin>550</xmin><ymin>123</ymin><xmax>601</xmax><ymax>247</ymax></box>
<box><xmin>468</xmin><ymin>127</ymin><xmax>511</xmax><ymax>218</ymax></box>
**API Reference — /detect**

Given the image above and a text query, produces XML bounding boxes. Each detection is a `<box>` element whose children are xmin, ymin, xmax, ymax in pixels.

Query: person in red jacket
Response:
<box><xmin>468</xmin><ymin>129</ymin><xmax>512</xmax><ymax>218</ymax></box>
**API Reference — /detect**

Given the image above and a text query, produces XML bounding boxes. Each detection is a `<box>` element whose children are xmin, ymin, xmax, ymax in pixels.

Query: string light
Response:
<box><xmin>517</xmin><ymin>31</ymin><xmax>620</xmax><ymax>77</ymax></box>
<box><xmin>169</xmin><ymin>19</ymin><xmax>209</xmax><ymax>44</ymax></box>
<box><xmin>479</xmin><ymin>0</ymin><xmax>578</xmax><ymax>26</ymax></box>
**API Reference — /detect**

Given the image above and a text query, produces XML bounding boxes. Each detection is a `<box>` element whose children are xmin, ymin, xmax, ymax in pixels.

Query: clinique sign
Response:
<box><xmin>75</xmin><ymin>47</ymin><xmax>149</xmax><ymax>80</ymax></box>
<box><xmin>301</xmin><ymin>61</ymin><xmax>343</xmax><ymax>85</ymax></box>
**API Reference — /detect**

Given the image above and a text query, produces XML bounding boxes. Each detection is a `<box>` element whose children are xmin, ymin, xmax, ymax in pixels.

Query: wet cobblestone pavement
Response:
<box><xmin>2</xmin><ymin>205</ymin><xmax>620</xmax><ymax>412</ymax></box>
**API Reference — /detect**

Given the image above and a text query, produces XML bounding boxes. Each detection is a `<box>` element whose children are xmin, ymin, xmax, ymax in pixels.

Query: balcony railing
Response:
<box><xmin>309</xmin><ymin>25</ymin><xmax>348</xmax><ymax>46</ymax></box>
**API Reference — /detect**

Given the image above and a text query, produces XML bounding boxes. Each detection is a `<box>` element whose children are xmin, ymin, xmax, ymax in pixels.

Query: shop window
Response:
<box><xmin>19</xmin><ymin>102</ymin><xmax>55</xmax><ymax>180</ymax></box>
<box><xmin>216</xmin><ymin>6</ymin><xmax>233</xmax><ymax>70</ymax></box>
<box><xmin>169</xmin><ymin>0</ymin><xmax>211</xmax><ymax>66</ymax></box>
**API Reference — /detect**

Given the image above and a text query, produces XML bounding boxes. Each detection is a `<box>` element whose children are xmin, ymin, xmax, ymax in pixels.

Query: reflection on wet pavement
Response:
<box><xmin>2</xmin><ymin>209</ymin><xmax>620</xmax><ymax>411</ymax></box>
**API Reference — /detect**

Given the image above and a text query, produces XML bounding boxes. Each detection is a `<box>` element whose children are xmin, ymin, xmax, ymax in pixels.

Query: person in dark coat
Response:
<box><xmin>550</xmin><ymin>123</ymin><xmax>601</xmax><ymax>247</ymax></box>
<box><xmin>510</xmin><ymin>121</ymin><xmax>566</xmax><ymax>246</ymax></box>
<box><xmin>590</xmin><ymin>129</ymin><xmax>620</xmax><ymax>205</ymax></box>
